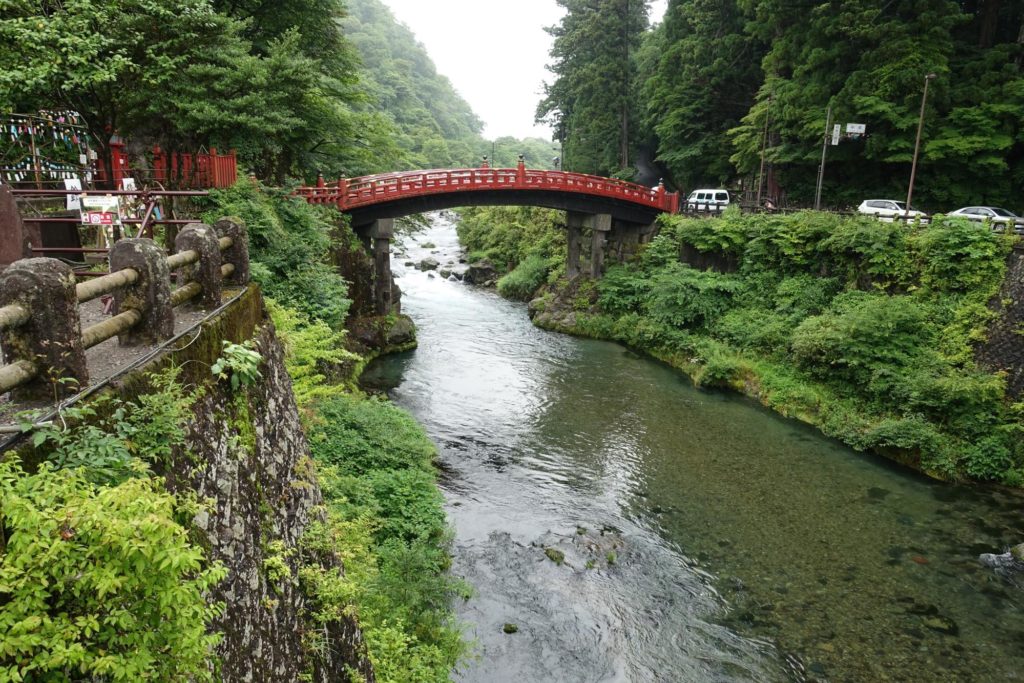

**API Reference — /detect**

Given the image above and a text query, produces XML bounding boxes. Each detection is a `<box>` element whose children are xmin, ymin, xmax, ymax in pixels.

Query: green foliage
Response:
<box><xmin>270</xmin><ymin>288</ymin><xmax>466</xmax><ymax>678</ymax></box>
<box><xmin>498</xmin><ymin>255</ymin><xmax>551</xmax><ymax>300</ymax></box>
<box><xmin>267</xmin><ymin>300</ymin><xmax>360</xmax><ymax>406</ymax></box>
<box><xmin>24</xmin><ymin>369</ymin><xmax>195</xmax><ymax>484</ymax></box>
<box><xmin>212</xmin><ymin>341</ymin><xmax>263</xmax><ymax>391</ymax></box>
<box><xmin>303</xmin><ymin>394</ymin><xmax>466</xmax><ymax>681</ymax></box>
<box><xmin>646</xmin><ymin>263</ymin><xmax>744</xmax><ymax>328</ymax></box>
<box><xmin>577</xmin><ymin>211</ymin><xmax>1022</xmax><ymax>483</ymax></box>
<box><xmin>0</xmin><ymin>459</ymin><xmax>225</xmax><ymax>681</ymax></box>
<box><xmin>201</xmin><ymin>182</ymin><xmax>352</xmax><ymax>328</ymax></box>
<box><xmin>456</xmin><ymin>205</ymin><xmax>564</xmax><ymax>274</ymax></box>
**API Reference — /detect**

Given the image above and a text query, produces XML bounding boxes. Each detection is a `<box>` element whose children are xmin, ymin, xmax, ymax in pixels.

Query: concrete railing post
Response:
<box><xmin>591</xmin><ymin>214</ymin><xmax>612</xmax><ymax>278</ymax></box>
<box><xmin>175</xmin><ymin>223</ymin><xmax>222</xmax><ymax>309</ymax></box>
<box><xmin>370</xmin><ymin>218</ymin><xmax>394</xmax><ymax>315</ymax></box>
<box><xmin>109</xmin><ymin>239</ymin><xmax>174</xmax><ymax>345</ymax></box>
<box><xmin>214</xmin><ymin>217</ymin><xmax>251</xmax><ymax>286</ymax></box>
<box><xmin>0</xmin><ymin>258</ymin><xmax>87</xmax><ymax>400</ymax></box>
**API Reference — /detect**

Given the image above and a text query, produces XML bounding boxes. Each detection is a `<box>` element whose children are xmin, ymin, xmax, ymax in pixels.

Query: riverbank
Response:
<box><xmin>459</xmin><ymin>207</ymin><xmax>1024</xmax><ymax>486</ymax></box>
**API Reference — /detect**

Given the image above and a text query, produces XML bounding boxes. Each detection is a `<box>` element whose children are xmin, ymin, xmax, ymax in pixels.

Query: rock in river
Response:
<box><xmin>418</xmin><ymin>257</ymin><xmax>440</xmax><ymax>271</ymax></box>
<box><xmin>464</xmin><ymin>259</ymin><xmax>497</xmax><ymax>285</ymax></box>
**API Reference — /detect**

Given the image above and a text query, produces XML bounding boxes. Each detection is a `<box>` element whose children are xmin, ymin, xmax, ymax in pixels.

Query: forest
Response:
<box><xmin>0</xmin><ymin>0</ymin><xmax>555</xmax><ymax>186</ymax></box>
<box><xmin>539</xmin><ymin>0</ymin><xmax>1024</xmax><ymax>209</ymax></box>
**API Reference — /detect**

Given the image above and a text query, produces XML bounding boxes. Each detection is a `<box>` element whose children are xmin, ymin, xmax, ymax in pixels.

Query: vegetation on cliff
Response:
<box><xmin>199</xmin><ymin>185</ymin><xmax>466</xmax><ymax>680</ymax></box>
<box><xmin>0</xmin><ymin>372</ymin><xmax>226</xmax><ymax>680</ymax></box>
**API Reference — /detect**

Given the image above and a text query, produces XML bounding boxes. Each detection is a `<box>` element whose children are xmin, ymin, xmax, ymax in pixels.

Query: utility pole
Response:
<box><xmin>756</xmin><ymin>95</ymin><xmax>772</xmax><ymax>207</ymax></box>
<box><xmin>814</xmin><ymin>104</ymin><xmax>832</xmax><ymax>211</ymax></box>
<box><xmin>620</xmin><ymin>0</ymin><xmax>630</xmax><ymax>170</ymax></box>
<box><xmin>906</xmin><ymin>73</ymin><xmax>937</xmax><ymax>214</ymax></box>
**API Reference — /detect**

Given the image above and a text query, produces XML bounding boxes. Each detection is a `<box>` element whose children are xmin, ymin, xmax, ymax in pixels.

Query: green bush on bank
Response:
<box><xmin>457</xmin><ymin>205</ymin><xmax>564</xmax><ymax>280</ymax></box>
<box><xmin>577</xmin><ymin>210</ymin><xmax>1022</xmax><ymax>484</ymax></box>
<box><xmin>269</xmin><ymin>302</ymin><xmax>467</xmax><ymax>682</ymax></box>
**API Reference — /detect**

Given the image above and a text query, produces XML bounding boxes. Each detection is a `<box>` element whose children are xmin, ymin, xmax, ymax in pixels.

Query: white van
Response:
<box><xmin>686</xmin><ymin>189</ymin><xmax>730</xmax><ymax>212</ymax></box>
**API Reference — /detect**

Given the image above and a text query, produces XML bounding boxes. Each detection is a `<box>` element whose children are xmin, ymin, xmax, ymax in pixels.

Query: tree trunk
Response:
<box><xmin>979</xmin><ymin>0</ymin><xmax>1001</xmax><ymax>48</ymax></box>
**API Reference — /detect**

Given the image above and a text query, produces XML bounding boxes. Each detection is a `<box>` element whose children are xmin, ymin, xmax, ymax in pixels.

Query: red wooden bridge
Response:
<box><xmin>296</xmin><ymin>160</ymin><xmax>679</xmax><ymax>225</ymax></box>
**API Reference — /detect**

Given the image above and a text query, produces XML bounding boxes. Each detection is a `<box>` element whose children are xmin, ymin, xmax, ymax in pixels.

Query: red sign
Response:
<box><xmin>84</xmin><ymin>211</ymin><xmax>115</xmax><ymax>225</ymax></box>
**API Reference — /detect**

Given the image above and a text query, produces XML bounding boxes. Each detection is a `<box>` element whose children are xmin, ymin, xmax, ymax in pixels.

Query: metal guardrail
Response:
<box><xmin>0</xmin><ymin>219</ymin><xmax>249</xmax><ymax>398</ymax></box>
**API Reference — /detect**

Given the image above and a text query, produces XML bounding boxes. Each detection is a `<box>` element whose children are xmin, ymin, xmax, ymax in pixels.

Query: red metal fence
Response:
<box><xmin>297</xmin><ymin>163</ymin><xmax>680</xmax><ymax>214</ymax></box>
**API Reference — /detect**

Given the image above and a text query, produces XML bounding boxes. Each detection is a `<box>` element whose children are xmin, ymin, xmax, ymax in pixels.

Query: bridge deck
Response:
<box><xmin>296</xmin><ymin>167</ymin><xmax>679</xmax><ymax>217</ymax></box>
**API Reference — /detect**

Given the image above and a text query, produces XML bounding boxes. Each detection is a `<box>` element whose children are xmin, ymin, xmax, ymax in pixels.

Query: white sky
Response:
<box><xmin>378</xmin><ymin>0</ymin><xmax>669</xmax><ymax>141</ymax></box>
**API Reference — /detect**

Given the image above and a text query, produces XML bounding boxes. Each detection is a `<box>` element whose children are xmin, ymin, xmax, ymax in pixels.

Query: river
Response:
<box><xmin>362</xmin><ymin>212</ymin><xmax>1024</xmax><ymax>683</ymax></box>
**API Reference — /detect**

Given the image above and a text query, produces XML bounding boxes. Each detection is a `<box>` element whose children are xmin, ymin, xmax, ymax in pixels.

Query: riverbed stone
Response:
<box><xmin>464</xmin><ymin>259</ymin><xmax>497</xmax><ymax>285</ymax></box>
<box><xmin>419</xmin><ymin>257</ymin><xmax>439</xmax><ymax>271</ymax></box>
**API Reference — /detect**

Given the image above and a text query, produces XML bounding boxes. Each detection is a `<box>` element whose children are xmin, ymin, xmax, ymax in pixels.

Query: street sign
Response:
<box><xmin>831</xmin><ymin>124</ymin><xmax>841</xmax><ymax>146</ymax></box>
<box><xmin>846</xmin><ymin>123</ymin><xmax>866</xmax><ymax>134</ymax></box>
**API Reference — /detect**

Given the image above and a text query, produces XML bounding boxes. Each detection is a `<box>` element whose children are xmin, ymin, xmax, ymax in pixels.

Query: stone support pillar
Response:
<box><xmin>214</xmin><ymin>217</ymin><xmax>251</xmax><ymax>286</ymax></box>
<box><xmin>566</xmin><ymin>211</ymin><xmax>587</xmax><ymax>279</ymax></box>
<box><xmin>110</xmin><ymin>239</ymin><xmax>174</xmax><ymax>346</ymax></box>
<box><xmin>175</xmin><ymin>223</ymin><xmax>222</xmax><ymax>309</ymax></box>
<box><xmin>0</xmin><ymin>258</ymin><xmax>87</xmax><ymax>400</ymax></box>
<box><xmin>590</xmin><ymin>213</ymin><xmax>612</xmax><ymax>278</ymax></box>
<box><xmin>370</xmin><ymin>218</ymin><xmax>394</xmax><ymax>315</ymax></box>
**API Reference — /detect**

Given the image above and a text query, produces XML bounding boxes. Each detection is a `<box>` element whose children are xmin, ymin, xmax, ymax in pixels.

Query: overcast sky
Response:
<box><xmin>378</xmin><ymin>0</ymin><xmax>669</xmax><ymax>141</ymax></box>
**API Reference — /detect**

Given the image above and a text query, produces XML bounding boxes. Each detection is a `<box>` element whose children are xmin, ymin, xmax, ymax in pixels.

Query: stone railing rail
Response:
<box><xmin>0</xmin><ymin>218</ymin><xmax>250</xmax><ymax>400</ymax></box>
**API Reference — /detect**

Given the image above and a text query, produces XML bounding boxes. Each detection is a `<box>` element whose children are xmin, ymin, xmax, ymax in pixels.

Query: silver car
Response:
<box><xmin>947</xmin><ymin>206</ymin><xmax>1024</xmax><ymax>234</ymax></box>
<box><xmin>857</xmin><ymin>199</ymin><xmax>927</xmax><ymax>222</ymax></box>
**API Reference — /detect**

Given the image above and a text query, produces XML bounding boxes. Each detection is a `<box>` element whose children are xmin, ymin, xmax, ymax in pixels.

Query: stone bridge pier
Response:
<box><xmin>352</xmin><ymin>217</ymin><xmax>397</xmax><ymax>316</ymax></box>
<box><xmin>566</xmin><ymin>211</ymin><xmax>657</xmax><ymax>278</ymax></box>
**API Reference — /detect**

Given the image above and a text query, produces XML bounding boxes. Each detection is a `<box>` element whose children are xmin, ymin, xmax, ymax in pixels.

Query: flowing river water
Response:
<box><xmin>362</xmin><ymin>213</ymin><xmax>1024</xmax><ymax>683</ymax></box>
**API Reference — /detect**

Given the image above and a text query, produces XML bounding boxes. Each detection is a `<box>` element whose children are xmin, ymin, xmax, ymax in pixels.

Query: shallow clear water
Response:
<box><xmin>364</xmin><ymin>213</ymin><xmax>1024</xmax><ymax>683</ymax></box>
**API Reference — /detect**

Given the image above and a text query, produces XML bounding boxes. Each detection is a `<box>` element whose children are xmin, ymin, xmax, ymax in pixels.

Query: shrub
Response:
<box><xmin>911</xmin><ymin>216</ymin><xmax>1011</xmax><ymax>293</ymax></box>
<box><xmin>645</xmin><ymin>262</ymin><xmax>744</xmax><ymax>328</ymax></box>
<box><xmin>790</xmin><ymin>292</ymin><xmax>932</xmax><ymax>389</ymax></box>
<box><xmin>497</xmin><ymin>254</ymin><xmax>550</xmax><ymax>300</ymax></box>
<box><xmin>0</xmin><ymin>461</ymin><xmax>225</xmax><ymax>681</ymax></box>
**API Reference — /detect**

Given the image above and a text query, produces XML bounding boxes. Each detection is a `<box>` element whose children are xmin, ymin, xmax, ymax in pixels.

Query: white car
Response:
<box><xmin>686</xmin><ymin>189</ymin><xmax>730</xmax><ymax>212</ymax></box>
<box><xmin>947</xmin><ymin>206</ymin><xmax>1024</xmax><ymax>234</ymax></box>
<box><xmin>857</xmin><ymin>199</ymin><xmax>927</xmax><ymax>222</ymax></box>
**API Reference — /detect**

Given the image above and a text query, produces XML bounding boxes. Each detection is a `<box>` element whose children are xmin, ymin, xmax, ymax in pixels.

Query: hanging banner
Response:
<box><xmin>80</xmin><ymin>194</ymin><xmax>122</xmax><ymax>226</ymax></box>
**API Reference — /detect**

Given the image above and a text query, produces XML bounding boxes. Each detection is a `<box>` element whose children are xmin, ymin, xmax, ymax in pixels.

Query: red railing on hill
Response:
<box><xmin>97</xmin><ymin>142</ymin><xmax>237</xmax><ymax>190</ymax></box>
<box><xmin>296</xmin><ymin>162</ymin><xmax>680</xmax><ymax>215</ymax></box>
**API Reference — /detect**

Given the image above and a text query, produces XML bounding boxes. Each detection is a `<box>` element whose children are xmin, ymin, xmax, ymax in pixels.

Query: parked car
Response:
<box><xmin>857</xmin><ymin>199</ymin><xmax>927</xmax><ymax>222</ymax></box>
<box><xmin>686</xmin><ymin>189</ymin><xmax>730</xmax><ymax>212</ymax></box>
<box><xmin>947</xmin><ymin>206</ymin><xmax>1024</xmax><ymax>234</ymax></box>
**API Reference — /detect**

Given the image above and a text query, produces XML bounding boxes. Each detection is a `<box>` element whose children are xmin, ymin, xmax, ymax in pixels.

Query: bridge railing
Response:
<box><xmin>0</xmin><ymin>218</ymin><xmax>250</xmax><ymax>401</ymax></box>
<box><xmin>296</xmin><ymin>165</ymin><xmax>680</xmax><ymax>214</ymax></box>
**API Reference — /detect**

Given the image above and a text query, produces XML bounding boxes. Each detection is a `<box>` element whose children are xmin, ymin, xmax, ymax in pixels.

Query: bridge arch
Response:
<box><xmin>297</xmin><ymin>163</ymin><xmax>679</xmax><ymax>315</ymax></box>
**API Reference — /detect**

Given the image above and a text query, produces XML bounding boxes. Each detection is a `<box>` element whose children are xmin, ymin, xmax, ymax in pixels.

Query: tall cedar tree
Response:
<box><xmin>538</xmin><ymin>0</ymin><xmax>649</xmax><ymax>177</ymax></box>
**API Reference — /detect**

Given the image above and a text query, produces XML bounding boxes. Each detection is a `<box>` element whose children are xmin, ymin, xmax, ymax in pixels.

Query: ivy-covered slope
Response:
<box><xmin>532</xmin><ymin>211</ymin><xmax>1024</xmax><ymax>485</ymax></box>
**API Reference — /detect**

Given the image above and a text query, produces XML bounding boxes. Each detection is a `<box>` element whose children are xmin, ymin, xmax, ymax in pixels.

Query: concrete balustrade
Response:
<box><xmin>0</xmin><ymin>218</ymin><xmax>250</xmax><ymax>399</ymax></box>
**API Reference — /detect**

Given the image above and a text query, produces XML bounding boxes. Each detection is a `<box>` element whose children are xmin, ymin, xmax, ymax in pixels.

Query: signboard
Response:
<box><xmin>64</xmin><ymin>178</ymin><xmax>82</xmax><ymax>211</ymax></box>
<box><xmin>121</xmin><ymin>177</ymin><xmax>136</xmax><ymax>192</ymax></box>
<box><xmin>846</xmin><ymin>123</ymin><xmax>866</xmax><ymax>135</ymax></box>
<box><xmin>831</xmin><ymin>124</ymin><xmax>841</xmax><ymax>146</ymax></box>
<box><xmin>80</xmin><ymin>195</ymin><xmax>122</xmax><ymax>227</ymax></box>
